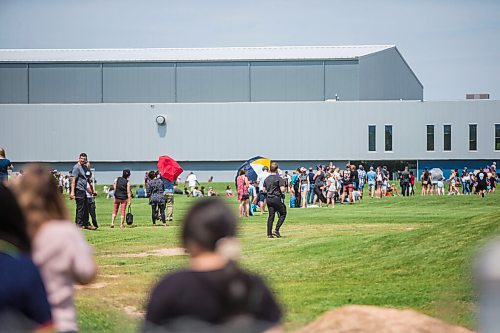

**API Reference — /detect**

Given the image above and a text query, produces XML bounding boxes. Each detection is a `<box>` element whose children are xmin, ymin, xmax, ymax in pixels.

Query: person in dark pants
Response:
<box><xmin>263</xmin><ymin>162</ymin><xmax>287</xmax><ymax>238</ymax></box>
<box><xmin>70</xmin><ymin>153</ymin><xmax>95</xmax><ymax>230</ymax></box>
<box><xmin>146</xmin><ymin>171</ymin><xmax>166</xmax><ymax>227</ymax></box>
<box><xmin>307</xmin><ymin>167</ymin><xmax>316</xmax><ymax>204</ymax></box>
<box><xmin>86</xmin><ymin>171</ymin><xmax>98</xmax><ymax>229</ymax></box>
<box><xmin>313</xmin><ymin>165</ymin><xmax>327</xmax><ymax>205</ymax></box>
<box><xmin>401</xmin><ymin>166</ymin><xmax>410</xmax><ymax>197</ymax></box>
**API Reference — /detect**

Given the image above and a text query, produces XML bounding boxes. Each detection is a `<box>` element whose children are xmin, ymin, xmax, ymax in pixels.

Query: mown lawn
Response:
<box><xmin>69</xmin><ymin>183</ymin><xmax>500</xmax><ymax>332</ymax></box>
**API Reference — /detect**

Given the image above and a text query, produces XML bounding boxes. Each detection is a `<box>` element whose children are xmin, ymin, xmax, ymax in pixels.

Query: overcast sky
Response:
<box><xmin>1</xmin><ymin>0</ymin><xmax>498</xmax><ymax>100</ymax></box>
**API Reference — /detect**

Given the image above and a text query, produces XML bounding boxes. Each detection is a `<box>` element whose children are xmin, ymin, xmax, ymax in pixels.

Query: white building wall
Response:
<box><xmin>1</xmin><ymin>100</ymin><xmax>499</xmax><ymax>163</ymax></box>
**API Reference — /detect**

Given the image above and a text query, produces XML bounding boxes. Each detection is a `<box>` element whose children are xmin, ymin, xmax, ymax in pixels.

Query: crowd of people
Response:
<box><xmin>1</xmin><ymin>146</ymin><xmax>498</xmax><ymax>332</ymax></box>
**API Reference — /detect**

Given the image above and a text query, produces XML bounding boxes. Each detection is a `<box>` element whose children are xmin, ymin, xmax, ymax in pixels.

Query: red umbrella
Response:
<box><xmin>157</xmin><ymin>155</ymin><xmax>183</xmax><ymax>182</ymax></box>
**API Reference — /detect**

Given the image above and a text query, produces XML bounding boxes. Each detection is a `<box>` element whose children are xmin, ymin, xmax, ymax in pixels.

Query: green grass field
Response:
<box><xmin>69</xmin><ymin>183</ymin><xmax>500</xmax><ymax>332</ymax></box>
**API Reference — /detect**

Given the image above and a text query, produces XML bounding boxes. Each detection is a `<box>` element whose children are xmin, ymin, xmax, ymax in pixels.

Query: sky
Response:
<box><xmin>1</xmin><ymin>0</ymin><xmax>499</xmax><ymax>101</ymax></box>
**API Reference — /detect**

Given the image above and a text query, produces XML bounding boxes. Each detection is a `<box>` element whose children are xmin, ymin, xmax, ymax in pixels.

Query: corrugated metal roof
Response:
<box><xmin>0</xmin><ymin>45</ymin><xmax>394</xmax><ymax>63</ymax></box>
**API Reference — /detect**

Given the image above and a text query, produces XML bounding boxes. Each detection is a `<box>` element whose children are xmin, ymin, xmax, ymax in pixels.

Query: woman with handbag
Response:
<box><xmin>111</xmin><ymin>169</ymin><xmax>132</xmax><ymax>229</ymax></box>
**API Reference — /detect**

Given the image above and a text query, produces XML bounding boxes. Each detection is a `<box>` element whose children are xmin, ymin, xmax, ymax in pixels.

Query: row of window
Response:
<box><xmin>368</xmin><ymin>124</ymin><xmax>500</xmax><ymax>152</ymax></box>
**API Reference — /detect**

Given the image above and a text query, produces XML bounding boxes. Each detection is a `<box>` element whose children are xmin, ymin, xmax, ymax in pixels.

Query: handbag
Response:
<box><xmin>126</xmin><ymin>205</ymin><xmax>134</xmax><ymax>225</ymax></box>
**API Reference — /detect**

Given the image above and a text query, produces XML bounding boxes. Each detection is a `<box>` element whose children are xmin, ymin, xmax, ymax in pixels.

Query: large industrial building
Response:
<box><xmin>0</xmin><ymin>45</ymin><xmax>498</xmax><ymax>183</ymax></box>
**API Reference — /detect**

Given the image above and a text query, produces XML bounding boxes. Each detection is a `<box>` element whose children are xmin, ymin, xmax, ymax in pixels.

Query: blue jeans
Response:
<box><xmin>307</xmin><ymin>184</ymin><xmax>315</xmax><ymax>204</ymax></box>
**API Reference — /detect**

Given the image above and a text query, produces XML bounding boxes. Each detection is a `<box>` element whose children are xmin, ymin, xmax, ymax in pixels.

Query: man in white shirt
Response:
<box><xmin>185</xmin><ymin>172</ymin><xmax>199</xmax><ymax>195</ymax></box>
<box><xmin>256</xmin><ymin>166</ymin><xmax>270</xmax><ymax>215</ymax></box>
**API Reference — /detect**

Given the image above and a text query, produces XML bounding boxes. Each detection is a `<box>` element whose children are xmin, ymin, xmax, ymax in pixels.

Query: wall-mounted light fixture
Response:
<box><xmin>155</xmin><ymin>115</ymin><xmax>166</xmax><ymax>125</ymax></box>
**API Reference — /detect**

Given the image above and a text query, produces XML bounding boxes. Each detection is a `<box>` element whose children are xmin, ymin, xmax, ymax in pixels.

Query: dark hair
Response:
<box><xmin>0</xmin><ymin>183</ymin><xmax>31</xmax><ymax>253</ymax></box>
<box><xmin>123</xmin><ymin>169</ymin><xmax>131</xmax><ymax>179</ymax></box>
<box><xmin>182</xmin><ymin>198</ymin><xmax>236</xmax><ymax>251</ymax></box>
<box><xmin>79</xmin><ymin>152</ymin><xmax>87</xmax><ymax>158</ymax></box>
<box><xmin>239</xmin><ymin>169</ymin><xmax>246</xmax><ymax>176</ymax></box>
<box><xmin>270</xmin><ymin>162</ymin><xmax>279</xmax><ymax>173</ymax></box>
<box><xmin>148</xmin><ymin>171</ymin><xmax>156</xmax><ymax>180</ymax></box>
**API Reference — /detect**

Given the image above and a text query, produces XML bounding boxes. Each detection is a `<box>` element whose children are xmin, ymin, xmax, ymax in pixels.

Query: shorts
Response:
<box><xmin>113</xmin><ymin>199</ymin><xmax>128</xmax><ymax>216</ymax></box>
<box><xmin>437</xmin><ymin>181</ymin><xmax>444</xmax><ymax>188</ymax></box>
<box><xmin>432</xmin><ymin>181</ymin><xmax>438</xmax><ymax>187</ymax></box>
<box><xmin>300</xmin><ymin>183</ymin><xmax>308</xmax><ymax>192</ymax></box>
<box><xmin>368</xmin><ymin>181</ymin><xmax>375</xmax><ymax>189</ymax></box>
<box><xmin>342</xmin><ymin>185</ymin><xmax>353</xmax><ymax>194</ymax></box>
<box><xmin>327</xmin><ymin>190</ymin><xmax>337</xmax><ymax>199</ymax></box>
<box><xmin>476</xmin><ymin>184</ymin><xmax>486</xmax><ymax>191</ymax></box>
<box><xmin>258</xmin><ymin>192</ymin><xmax>267</xmax><ymax>202</ymax></box>
<box><xmin>240</xmin><ymin>193</ymin><xmax>249</xmax><ymax>201</ymax></box>
<box><xmin>358</xmin><ymin>183</ymin><xmax>364</xmax><ymax>190</ymax></box>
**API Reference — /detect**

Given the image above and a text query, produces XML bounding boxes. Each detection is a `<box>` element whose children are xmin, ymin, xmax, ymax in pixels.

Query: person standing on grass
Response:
<box><xmin>256</xmin><ymin>166</ymin><xmax>270</xmax><ymax>215</ymax></box>
<box><xmin>236</xmin><ymin>169</ymin><xmax>250</xmax><ymax>217</ymax></box>
<box><xmin>0</xmin><ymin>147</ymin><xmax>13</xmax><ymax>184</ymax></box>
<box><xmin>298</xmin><ymin>167</ymin><xmax>309</xmax><ymax>208</ymax></box>
<box><xmin>85</xmin><ymin>171</ymin><xmax>99</xmax><ymax>229</ymax></box>
<box><xmin>161</xmin><ymin>173</ymin><xmax>175</xmax><ymax>222</ymax></box>
<box><xmin>366</xmin><ymin>166</ymin><xmax>376</xmax><ymax>198</ymax></box>
<box><xmin>357</xmin><ymin>165</ymin><xmax>366</xmax><ymax>199</ymax></box>
<box><xmin>146</xmin><ymin>171</ymin><xmax>166</xmax><ymax>227</ymax></box>
<box><xmin>409</xmin><ymin>171</ymin><xmax>415</xmax><ymax>196</ymax></box>
<box><xmin>185</xmin><ymin>172</ymin><xmax>199</xmax><ymax>195</ymax></box>
<box><xmin>111</xmin><ymin>169</ymin><xmax>132</xmax><ymax>229</ymax></box>
<box><xmin>307</xmin><ymin>167</ymin><xmax>316</xmax><ymax>204</ymax></box>
<box><xmin>312</xmin><ymin>165</ymin><xmax>327</xmax><ymax>206</ymax></box>
<box><xmin>263</xmin><ymin>162</ymin><xmax>287</xmax><ymax>238</ymax></box>
<box><xmin>401</xmin><ymin>166</ymin><xmax>410</xmax><ymax>197</ymax></box>
<box><xmin>476</xmin><ymin>168</ymin><xmax>488</xmax><ymax>197</ymax></box>
<box><xmin>12</xmin><ymin>164</ymin><xmax>97</xmax><ymax>333</ymax></box>
<box><xmin>70</xmin><ymin>153</ymin><xmax>95</xmax><ymax>230</ymax></box>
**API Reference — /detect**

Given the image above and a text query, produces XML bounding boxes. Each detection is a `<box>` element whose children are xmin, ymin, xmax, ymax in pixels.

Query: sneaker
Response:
<box><xmin>273</xmin><ymin>230</ymin><xmax>281</xmax><ymax>238</ymax></box>
<box><xmin>83</xmin><ymin>226</ymin><xmax>96</xmax><ymax>230</ymax></box>
<box><xmin>110</xmin><ymin>224</ymin><xmax>114</xmax><ymax>228</ymax></box>
<box><xmin>267</xmin><ymin>235</ymin><xmax>274</xmax><ymax>238</ymax></box>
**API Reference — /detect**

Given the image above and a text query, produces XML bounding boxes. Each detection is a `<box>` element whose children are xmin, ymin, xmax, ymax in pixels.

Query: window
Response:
<box><xmin>496</xmin><ymin>124</ymin><xmax>500</xmax><ymax>150</ymax></box>
<box><xmin>444</xmin><ymin>125</ymin><xmax>451</xmax><ymax>151</ymax></box>
<box><xmin>385</xmin><ymin>125</ymin><xmax>392</xmax><ymax>151</ymax></box>
<box><xmin>469</xmin><ymin>124</ymin><xmax>477</xmax><ymax>151</ymax></box>
<box><xmin>368</xmin><ymin>125</ymin><xmax>376</xmax><ymax>151</ymax></box>
<box><xmin>426</xmin><ymin>125</ymin><xmax>434</xmax><ymax>151</ymax></box>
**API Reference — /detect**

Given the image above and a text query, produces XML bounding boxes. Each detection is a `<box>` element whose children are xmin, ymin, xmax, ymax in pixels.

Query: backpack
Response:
<box><xmin>289</xmin><ymin>196</ymin><xmax>296</xmax><ymax>208</ymax></box>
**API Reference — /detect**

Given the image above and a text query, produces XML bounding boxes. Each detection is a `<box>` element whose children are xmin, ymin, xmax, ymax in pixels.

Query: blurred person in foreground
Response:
<box><xmin>11</xmin><ymin>164</ymin><xmax>97</xmax><ymax>333</ymax></box>
<box><xmin>0</xmin><ymin>183</ymin><xmax>54</xmax><ymax>332</ymax></box>
<box><xmin>143</xmin><ymin>198</ymin><xmax>282</xmax><ymax>333</ymax></box>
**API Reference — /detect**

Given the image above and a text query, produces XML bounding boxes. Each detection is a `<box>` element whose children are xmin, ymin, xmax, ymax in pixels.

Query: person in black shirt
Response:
<box><xmin>312</xmin><ymin>165</ymin><xmax>327</xmax><ymax>205</ymax></box>
<box><xmin>476</xmin><ymin>169</ymin><xmax>488</xmax><ymax>197</ymax></box>
<box><xmin>143</xmin><ymin>198</ymin><xmax>282</xmax><ymax>333</ymax></box>
<box><xmin>401</xmin><ymin>166</ymin><xmax>410</xmax><ymax>197</ymax></box>
<box><xmin>263</xmin><ymin>162</ymin><xmax>287</xmax><ymax>238</ymax></box>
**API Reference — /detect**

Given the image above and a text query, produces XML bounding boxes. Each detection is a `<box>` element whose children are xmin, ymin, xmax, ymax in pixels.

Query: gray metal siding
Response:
<box><xmin>103</xmin><ymin>63</ymin><xmax>175</xmax><ymax>103</ymax></box>
<box><xmin>325</xmin><ymin>60</ymin><xmax>359</xmax><ymax>101</ymax></box>
<box><xmin>359</xmin><ymin>48</ymin><xmax>423</xmax><ymax>101</ymax></box>
<box><xmin>176</xmin><ymin>62</ymin><xmax>249</xmax><ymax>102</ymax></box>
<box><xmin>29</xmin><ymin>63</ymin><xmax>102</xmax><ymax>103</ymax></box>
<box><xmin>1</xmin><ymin>101</ymin><xmax>499</xmax><ymax>164</ymax></box>
<box><xmin>250</xmin><ymin>61</ymin><xmax>324</xmax><ymax>101</ymax></box>
<box><xmin>0</xmin><ymin>64</ymin><xmax>28</xmax><ymax>103</ymax></box>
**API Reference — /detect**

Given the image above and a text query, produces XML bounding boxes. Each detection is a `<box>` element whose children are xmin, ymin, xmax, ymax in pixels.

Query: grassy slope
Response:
<box><xmin>70</xmin><ymin>183</ymin><xmax>500</xmax><ymax>332</ymax></box>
